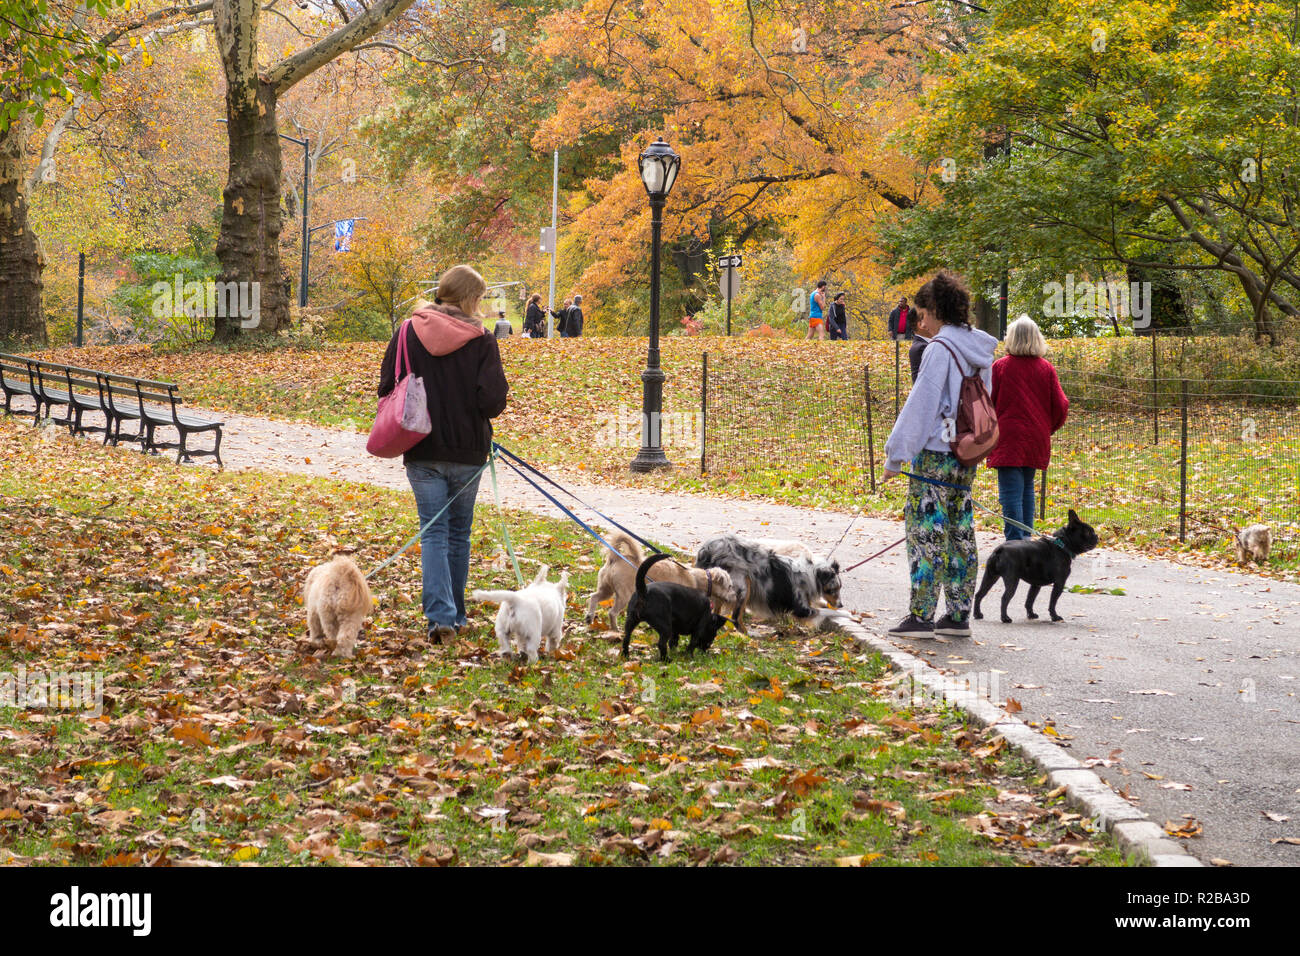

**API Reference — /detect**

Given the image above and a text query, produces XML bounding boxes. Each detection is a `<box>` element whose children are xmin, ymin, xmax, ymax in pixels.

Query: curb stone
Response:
<box><xmin>825</xmin><ymin>610</ymin><xmax>1203</xmax><ymax>868</ymax></box>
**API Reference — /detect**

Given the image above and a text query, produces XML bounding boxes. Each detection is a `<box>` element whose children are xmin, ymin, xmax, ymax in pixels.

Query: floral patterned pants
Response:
<box><xmin>904</xmin><ymin>449</ymin><xmax>978</xmax><ymax>621</ymax></box>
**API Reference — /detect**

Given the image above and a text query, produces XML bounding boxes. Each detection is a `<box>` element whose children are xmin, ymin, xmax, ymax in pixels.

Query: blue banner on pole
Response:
<box><xmin>333</xmin><ymin>219</ymin><xmax>355</xmax><ymax>253</ymax></box>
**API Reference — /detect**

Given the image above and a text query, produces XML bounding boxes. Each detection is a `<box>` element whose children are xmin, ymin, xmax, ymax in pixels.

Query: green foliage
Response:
<box><xmin>0</xmin><ymin>0</ymin><xmax>128</xmax><ymax>131</ymax></box>
<box><xmin>884</xmin><ymin>0</ymin><xmax>1300</xmax><ymax>332</ymax></box>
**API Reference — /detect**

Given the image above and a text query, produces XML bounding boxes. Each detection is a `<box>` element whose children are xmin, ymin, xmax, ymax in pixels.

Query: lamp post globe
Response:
<box><xmin>630</xmin><ymin>137</ymin><xmax>680</xmax><ymax>473</ymax></box>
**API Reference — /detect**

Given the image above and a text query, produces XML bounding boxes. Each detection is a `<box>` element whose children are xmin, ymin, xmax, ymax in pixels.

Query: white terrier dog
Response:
<box><xmin>472</xmin><ymin>564</ymin><xmax>569</xmax><ymax>663</ymax></box>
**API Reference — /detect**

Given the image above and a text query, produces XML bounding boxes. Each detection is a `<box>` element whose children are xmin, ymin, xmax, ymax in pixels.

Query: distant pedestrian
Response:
<box><xmin>909</xmin><ymin>329</ymin><xmax>930</xmax><ymax>383</ymax></box>
<box><xmin>882</xmin><ymin>270</ymin><xmax>997</xmax><ymax>640</ymax></box>
<box><xmin>493</xmin><ymin>311</ymin><xmax>513</xmax><ymax>339</ymax></box>
<box><xmin>550</xmin><ymin>297</ymin><xmax>572</xmax><ymax>337</ymax></box>
<box><xmin>987</xmin><ymin>316</ymin><xmax>1069</xmax><ymax>540</ymax></box>
<box><xmin>888</xmin><ymin>296</ymin><xmax>914</xmax><ymax>341</ymax></box>
<box><xmin>829</xmin><ymin>292</ymin><xmax>849</xmax><ymax>340</ymax></box>
<box><xmin>523</xmin><ymin>293</ymin><xmax>546</xmax><ymax>337</ymax></box>
<box><xmin>566</xmin><ymin>294</ymin><xmax>585</xmax><ymax>337</ymax></box>
<box><xmin>806</xmin><ymin>280</ymin><xmax>828</xmax><ymax>341</ymax></box>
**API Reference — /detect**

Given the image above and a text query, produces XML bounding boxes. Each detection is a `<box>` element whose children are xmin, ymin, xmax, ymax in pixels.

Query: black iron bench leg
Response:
<box><xmin>177</xmin><ymin>427</ymin><xmax>189</xmax><ymax>464</ymax></box>
<box><xmin>213</xmin><ymin>428</ymin><xmax>224</xmax><ymax>470</ymax></box>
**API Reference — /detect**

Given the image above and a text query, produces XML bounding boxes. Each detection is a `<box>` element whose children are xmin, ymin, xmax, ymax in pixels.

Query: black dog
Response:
<box><xmin>623</xmin><ymin>553</ymin><xmax>731</xmax><ymax>661</ymax></box>
<box><xmin>974</xmin><ymin>509</ymin><xmax>1099</xmax><ymax>623</ymax></box>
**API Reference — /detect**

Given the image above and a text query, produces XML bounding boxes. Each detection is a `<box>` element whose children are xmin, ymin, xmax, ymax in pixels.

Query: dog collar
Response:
<box><xmin>1049</xmin><ymin>535</ymin><xmax>1075</xmax><ymax>558</ymax></box>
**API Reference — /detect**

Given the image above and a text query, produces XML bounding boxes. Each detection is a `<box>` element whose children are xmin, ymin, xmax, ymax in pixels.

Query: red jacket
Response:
<box><xmin>986</xmin><ymin>355</ymin><xmax>1068</xmax><ymax>469</ymax></box>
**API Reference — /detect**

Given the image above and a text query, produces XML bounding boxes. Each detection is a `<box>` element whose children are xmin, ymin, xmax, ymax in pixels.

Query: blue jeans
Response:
<box><xmin>996</xmin><ymin>466</ymin><xmax>1037</xmax><ymax>540</ymax></box>
<box><xmin>406</xmin><ymin>460</ymin><xmax>484</xmax><ymax>629</ymax></box>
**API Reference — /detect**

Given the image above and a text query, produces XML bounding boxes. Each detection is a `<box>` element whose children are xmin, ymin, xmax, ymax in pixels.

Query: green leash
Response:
<box><xmin>364</xmin><ymin>456</ymin><xmax>494</xmax><ymax>582</ymax></box>
<box><xmin>487</xmin><ymin>445</ymin><xmax>525</xmax><ymax>587</ymax></box>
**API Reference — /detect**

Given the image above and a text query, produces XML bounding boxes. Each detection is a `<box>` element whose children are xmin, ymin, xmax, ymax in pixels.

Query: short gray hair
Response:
<box><xmin>573</xmin><ymin>294</ymin><xmax>583</xmax><ymax>305</ymax></box>
<box><xmin>1006</xmin><ymin>315</ymin><xmax>1048</xmax><ymax>357</ymax></box>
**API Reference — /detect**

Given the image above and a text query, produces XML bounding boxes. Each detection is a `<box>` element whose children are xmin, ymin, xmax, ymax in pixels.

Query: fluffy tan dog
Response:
<box><xmin>584</xmin><ymin>531</ymin><xmax>739</xmax><ymax>628</ymax></box>
<box><xmin>303</xmin><ymin>556</ymin><xmax>373</xmax><ymax>658</ymax></box>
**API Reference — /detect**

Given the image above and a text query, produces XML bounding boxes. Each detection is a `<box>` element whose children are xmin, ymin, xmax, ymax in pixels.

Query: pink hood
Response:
<box><xmin>409</xmin><ymin>304</ymin><xmax>485</xmax><ymax>356</ymax></box>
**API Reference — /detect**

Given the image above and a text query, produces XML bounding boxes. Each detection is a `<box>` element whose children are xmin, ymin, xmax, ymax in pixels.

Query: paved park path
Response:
<box><xmin>217</xmin><ymin>410</ymin><xmax>1300</xmax><ymax>866</ymax></box>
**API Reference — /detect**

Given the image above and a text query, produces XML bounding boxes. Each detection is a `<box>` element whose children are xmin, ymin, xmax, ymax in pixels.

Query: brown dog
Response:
<box><xmin>303</xmin><ymin>556</ymin><xmax>373</xmax><ymax>658</ymax></box>
<box><xmin>584</xmin><ymin>531</ymin><xmax>739</xmax><ymax>629</ymax></box>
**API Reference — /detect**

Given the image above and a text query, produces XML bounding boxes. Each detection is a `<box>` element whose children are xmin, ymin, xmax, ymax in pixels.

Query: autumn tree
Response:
<box><xmin>885</xmin><ymin>0</ymin><xmax>1300</xmax><ymax>342</ymax></box>
<box><xmin>210</xmin><ymin>0</ymin><xmax>416</xmax><ymax>340</ymax></box>
<box><xmin>0</xmin><ymin>0</ymin><xmax>211</xmax><ymax>344</ymax></box>
<box><xmin>369</xmin><ymin>0</ymin><xmax>940</xmax><ymax>329</ymax></box>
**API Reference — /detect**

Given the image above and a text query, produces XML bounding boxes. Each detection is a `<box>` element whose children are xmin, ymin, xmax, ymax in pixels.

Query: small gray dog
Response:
<box><xmin>1234</xmin><ymin>524</ymin><xmax>1272</xmax><ymax>565</ymax></box>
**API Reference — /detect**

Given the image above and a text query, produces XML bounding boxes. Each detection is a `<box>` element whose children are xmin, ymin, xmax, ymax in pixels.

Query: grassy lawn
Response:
<box><xmin>27</xmin><ymin>335</ymin><xmax>1300</xmax><ymax>578</ymax></box>
<box><xmin>0</xmin><ymin>418</ymin><xmax>1125</xmax><ymax>866</ymax></box>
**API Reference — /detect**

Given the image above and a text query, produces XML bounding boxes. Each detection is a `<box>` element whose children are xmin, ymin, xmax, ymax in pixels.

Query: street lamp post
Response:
<box><xmin>630</xmin><ymin>137</ymin><xmax>680</xmax><ymax>473</ymax></box>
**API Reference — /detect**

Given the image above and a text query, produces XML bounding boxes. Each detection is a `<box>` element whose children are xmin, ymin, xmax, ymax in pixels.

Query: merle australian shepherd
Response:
<box><xmin>695</xmin><ymin>534</ymin><xmax>841</xmax><ymax>629</ymax></box>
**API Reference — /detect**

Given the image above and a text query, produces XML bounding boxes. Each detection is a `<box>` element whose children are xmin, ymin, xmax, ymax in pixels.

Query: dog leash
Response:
<box><xmin>840</xmin><ymin>536</ymin><xmax>907</xmax><ymax>573</ymax></box>
<box><xmin>494</xmin><ymin>443</ymin><xmax>664</xmax><ymax>556</ymax></box>
<box><xmin>897</xmin><ymin>468</ymin><xmax>1050</xmax><ymax>543</ymax></box>
<box><xmin>364</xmin><ymin>456</ymin><xmax>493</xmax><ymax>581</ymax></box>
<box><xmin>487</xmin><ymin>446</ymin><xmax>525</xmax><ymax>587</ymax></box>
<box><xmin>495</xmin><ymin>451</ymin><xmax>642</xmax><ymax>569</ymax></box>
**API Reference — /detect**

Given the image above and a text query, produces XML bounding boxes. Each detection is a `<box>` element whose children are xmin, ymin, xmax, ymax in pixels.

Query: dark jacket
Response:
<box><xmin>566</xmin><ymin>304</ymin><xmax>584</xmax><ymax>337</ymax></box>
<box><xmin>550</xmin><ymin>305</ymin><xmax>569</xmax><ymax>337</ymax></box>
<box><xmin>523</xmin><ymin>302</ymin><xmax>545</xmax><ymax>336</ymax></box>
<box><xmin>908</xmin><ymin>335</ymin><xmax>929</xmax><ymax>383</ymax></box>
<box><xmin>986</xmin><ymin>355</ymin><xmax>1069</xmax><ymax>470</ymax></box>
<box><xmin>889</xmin><ymin>306</ymin><xmax>915</xmax><ymax>339</ymax></box>
<box><xmin>378</xmin><ymin>305</ymin><xmax>509</xmax><ymax>466</ymax></box>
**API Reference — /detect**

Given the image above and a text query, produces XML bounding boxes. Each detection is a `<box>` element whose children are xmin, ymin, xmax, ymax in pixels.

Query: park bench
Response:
<box><xmin>0</xmin><ymin>352</ymin><xmax>224</xmax><ymax>467</ymax></box>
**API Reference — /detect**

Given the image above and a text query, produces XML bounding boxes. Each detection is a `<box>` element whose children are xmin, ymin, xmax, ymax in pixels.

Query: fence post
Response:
<box><xmin>1179</xmin><ymin>377</ymin><xmax>1188</xmax><ymax>543</ymax></box>
<box><xmin>864</xmin><ymin>365</ymin><xmax>876</xmax><ymax>493</ymax></box>
<box><xmin>1152</xmin><ymin>334</ymin><xmax>1159</xmax><ymax>445</ymax></box>
<box><xmin>894</xmin><ymin>339</ymin><xmax>901</xmax><ymax>416</ymax></box>
<box><xmin>1039</xmin><ymin>468</ymin><xmax>1047</xmax><ymax>521</ymax></box>
<box><xmin>700</xmin><ymin>351</ymin><xmax>708</xmax><ymax>476</ymax></box>
<box><xmin>76</xmin><ymin>252</ymin><xmax>85</xmax><ymax>347</ymax></box>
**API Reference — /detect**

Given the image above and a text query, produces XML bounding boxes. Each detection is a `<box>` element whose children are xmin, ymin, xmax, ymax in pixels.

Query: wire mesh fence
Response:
<box><xmin>701</xmin><ymin>339</ymin><xmax>1300</xmax><ymax>567</ymax></box>
<box><xmin>701</xmin><ymin>350</ymin><xmax>881</xmax><ymax>492</ymax></box>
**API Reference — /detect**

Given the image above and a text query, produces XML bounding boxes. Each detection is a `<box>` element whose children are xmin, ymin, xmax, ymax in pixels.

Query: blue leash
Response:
<box><xmin>492</xmin><ymin>443</ymin><xmax>664</xmax><ymax>557</ymax></box>
<box><xmin>493</xmin><ymin>443</ymin><xmax>645</xmax><ymax>568</ymax></box>
<box><xmin>898</xmin><ymin>468</ymin><xmax>1061</xmax><ymax>548</ymax></box>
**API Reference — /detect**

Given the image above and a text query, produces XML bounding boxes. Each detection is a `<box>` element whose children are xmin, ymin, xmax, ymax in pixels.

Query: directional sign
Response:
<box><xmin>717</xmin><ymin>253</ymin><xmax>743</xmax><ymax>269</ymax></box>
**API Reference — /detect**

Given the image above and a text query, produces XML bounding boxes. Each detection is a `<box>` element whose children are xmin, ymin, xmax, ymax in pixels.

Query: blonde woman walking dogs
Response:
<box><xmin>377</xmin><ymin>265</ymin><xmax>509</xmax><ymax>643</ymax></box>
<box><xmin>882</xmin><ymin>271</ymin><xmax>997</xmax><ymax>639</ymax></box>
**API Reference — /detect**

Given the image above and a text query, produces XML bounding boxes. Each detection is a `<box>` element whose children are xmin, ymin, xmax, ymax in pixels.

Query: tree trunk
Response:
<box><xmin>213</xmin><ymin>78</ymin><xmax>289</xmax><ymax>340</ymax></box>
<box><xmin>0</xmin><ymin>116</ymin><xmax>47</xmax><ymax>346</ymax></box>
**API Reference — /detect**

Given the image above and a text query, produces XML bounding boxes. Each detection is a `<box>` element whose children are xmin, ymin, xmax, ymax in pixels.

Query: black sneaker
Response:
<box><xmin>888</xmin><ymin>614</ymin><xmax>935</xmax><ymax>637</ymax></box>
<box><xmin>934</xmin><ymin>613</ymin><xmax>971</xmax><ymax>637</ymax></box>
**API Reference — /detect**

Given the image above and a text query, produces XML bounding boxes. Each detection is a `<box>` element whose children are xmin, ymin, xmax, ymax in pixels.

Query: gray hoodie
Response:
<box><xmin>884</xmin><ymin>323</ymin><xmax>998</xmax><ymax>472</ymax></box>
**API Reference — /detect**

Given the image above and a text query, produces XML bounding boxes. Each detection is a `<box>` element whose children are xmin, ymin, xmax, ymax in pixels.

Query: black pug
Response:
<box><xmin>974</xmin><ymin>509</ymin><xmax>1099</xmax><ymax>623</ymax></box>
<box><xmin>623</xmin><ymin>553</ymin><xmax>731</xmax><ymax>662</ymax></box>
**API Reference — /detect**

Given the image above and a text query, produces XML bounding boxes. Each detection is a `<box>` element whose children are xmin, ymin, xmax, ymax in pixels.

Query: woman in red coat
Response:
<box><xmin>988</xmin><ymin>316</ymin><xmax>1069</xmax><ymax>539</ymax></box>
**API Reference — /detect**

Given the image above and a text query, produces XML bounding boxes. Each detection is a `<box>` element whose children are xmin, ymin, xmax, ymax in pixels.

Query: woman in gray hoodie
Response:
<box><xmin>882</xmin><ymin>271</ymin><xmax>997</xmax><ymax>639</ymax></box>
